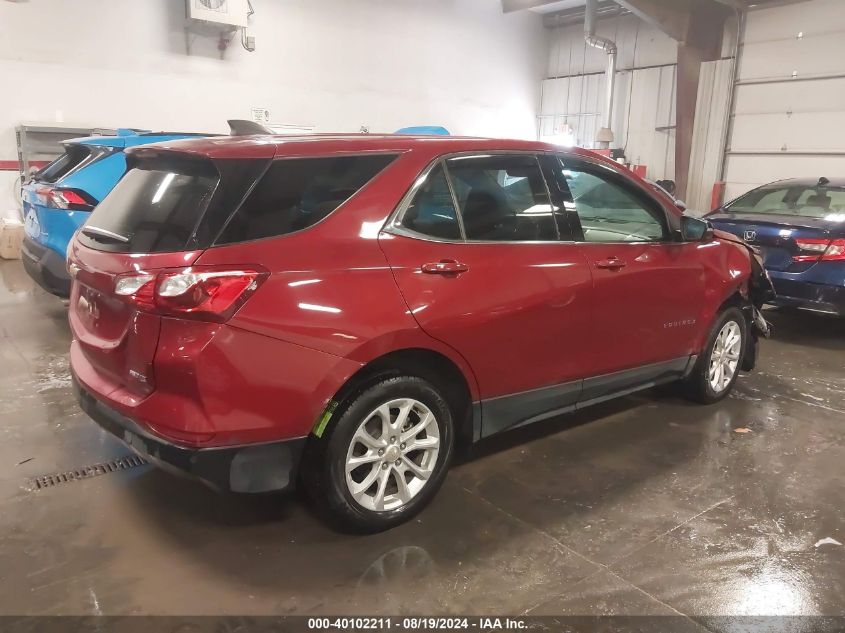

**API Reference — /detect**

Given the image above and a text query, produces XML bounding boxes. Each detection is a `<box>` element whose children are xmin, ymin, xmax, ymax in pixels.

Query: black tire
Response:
<box><xmin>683</xmin><ymin>307</ymin><xmax>748</xmax><ymax>404</ymax></box>
<box><xmin>302</xmin><ymin>375</ymin><xmax>455</xmax><ymax>533</ymax></box>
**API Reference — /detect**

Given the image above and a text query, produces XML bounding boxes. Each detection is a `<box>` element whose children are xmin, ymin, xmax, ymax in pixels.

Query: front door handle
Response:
<box><xmin>595</xmin><ymin>257</ymin><xmax>627</xmax><ymax>270</ymax></box>
<box><xmin>421</xmin><ymin>260</ymin><xmax>469</xmax><ymax>275</ymax></box>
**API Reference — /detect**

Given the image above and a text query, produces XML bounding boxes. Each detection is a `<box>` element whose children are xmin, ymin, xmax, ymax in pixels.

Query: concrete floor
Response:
<box><xmin>1</xmin><ymin>258</ymin><xmax>844</xmax><ymax>624</ymax></box>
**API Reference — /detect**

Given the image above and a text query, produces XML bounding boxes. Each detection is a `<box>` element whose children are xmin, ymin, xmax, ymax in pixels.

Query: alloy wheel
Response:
<box><xmin>344</xmin><ymin>398</ymin><xmax>440</xmax><ymax>512</ymax></box>
<box><xmin>709</xmin><ymin>320</ymin><xmax>742</xmax><ymax>393</ymax></box>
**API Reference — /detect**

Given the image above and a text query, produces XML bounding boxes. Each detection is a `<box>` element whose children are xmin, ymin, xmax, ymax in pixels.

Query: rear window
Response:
<box><xmin>33</xmin><ymin>144</ymin><xmax>103</xmax><ymax>184</ymax></box>
<box><xmin>216</xmin><ymin>154</ymin><xmax>397</xmax><ymax>244</ymax></box>
<box><xmin>77</xmin><ymin>157</ymin><xmax>219</xmax><ymax>253</ymax></box>
<box><xmin>728</xmin><ymin>185</ymin><xmax>845</xmax><ymax>220</ymax></box>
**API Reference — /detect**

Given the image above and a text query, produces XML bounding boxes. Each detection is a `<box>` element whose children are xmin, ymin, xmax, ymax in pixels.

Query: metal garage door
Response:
<box><xmin>723</xmin><ymin>0</ymin><xmax>845</xmax><ymax>202</ymax></box>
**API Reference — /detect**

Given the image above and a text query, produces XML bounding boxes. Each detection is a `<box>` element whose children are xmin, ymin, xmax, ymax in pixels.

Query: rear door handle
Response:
<box><xmin>595</xmin><ymin>257</ymin><xmax>627</xmax><ymax>270</ymax></box>
<box><xmin>421</xmin><ymin>260</ymin><xmax>469</xmax><ymax>275</ymax></box>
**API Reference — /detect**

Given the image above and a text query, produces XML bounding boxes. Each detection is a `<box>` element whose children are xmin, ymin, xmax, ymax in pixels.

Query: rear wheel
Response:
<box><xmin>303</xmin><ymin>376</ymin><xmax>454</xmax><ymax>533</ymax></box>
<box><xmin>683</xmin><ymin>307</ymin><xmax>747</xmax><ymax>404</ymax></box>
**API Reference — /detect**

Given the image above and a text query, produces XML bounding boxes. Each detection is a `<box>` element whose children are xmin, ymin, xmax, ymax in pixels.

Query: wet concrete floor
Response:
<box><xmin>0</xmin><ymin>259</ymin><xmax>843</xmax><ymax>624</ymax></box>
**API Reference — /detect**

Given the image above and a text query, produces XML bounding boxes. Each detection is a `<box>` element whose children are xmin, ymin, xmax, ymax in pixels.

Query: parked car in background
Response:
<box><xmin>708</xmin><ymin>177</ymin><xmax>845</xmax><ymax>315</ymax></box>
<box><xmin>21</xmin><ymin>129</ymin><xmax>209</xmax><ymax>297</ymax></box>
<box><xmin>68</xmin><ymin>135</ymin><xmax>771</xmax><ymax>532</ymax></box>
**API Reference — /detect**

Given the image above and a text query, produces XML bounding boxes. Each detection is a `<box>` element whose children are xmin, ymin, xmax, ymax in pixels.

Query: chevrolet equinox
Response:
<box><xmin>68</xmin><ymin>135</ymin><xmax>771</xmax><ymax>532</ymax></box>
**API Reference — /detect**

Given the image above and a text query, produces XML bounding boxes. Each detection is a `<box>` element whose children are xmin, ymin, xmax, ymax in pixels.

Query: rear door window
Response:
<box><xmin>444</xmin><ymin>154</ymin><xmax>557</xmax><ymax>241</ymax></box>
<box><xmin>77</xmin><ymin>157</ymin><xmax>219</xmax><ymax>253</ymax></box>
<box><xmin>216</xmin><ymin>154</ymin><xmax>397</xmax><ymax>244</ymax></box>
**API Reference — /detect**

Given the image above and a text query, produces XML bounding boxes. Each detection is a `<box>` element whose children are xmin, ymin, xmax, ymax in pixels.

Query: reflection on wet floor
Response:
<box><xmin>0</xmin><ymin>260</ymin><xmax>843</xmax><ymax>625</ymax></box>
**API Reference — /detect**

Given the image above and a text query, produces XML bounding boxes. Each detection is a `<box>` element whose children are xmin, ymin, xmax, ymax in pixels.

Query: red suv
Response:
<box><xmin>68</xmin><ymin>135</ymin><xmax>771</xmax><ymax>532</ymax></box>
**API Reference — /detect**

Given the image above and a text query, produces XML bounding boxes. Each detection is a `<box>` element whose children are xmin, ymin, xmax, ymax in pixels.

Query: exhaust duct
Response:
<box><xmin>584</xmin><ymin>0</ymin><xmax>617</xmax><ymax>147</ymax></box>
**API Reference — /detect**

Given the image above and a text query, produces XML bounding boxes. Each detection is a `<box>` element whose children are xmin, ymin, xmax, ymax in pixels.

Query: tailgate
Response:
<box><xmin>66</xmin><ymin>148</ymin><xmax>271</xmax><ymax>398</ymax></box>
<box><xmin>68</xmin><ymin>240</ymin><xmax>202</xmax><ymax>396</ymax></box>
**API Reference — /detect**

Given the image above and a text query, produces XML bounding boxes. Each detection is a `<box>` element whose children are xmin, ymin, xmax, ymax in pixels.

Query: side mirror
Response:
<box><xmin>681</xmin><ymin>215</ymin><xmax>714</xmax><ymax>242</ymax></box>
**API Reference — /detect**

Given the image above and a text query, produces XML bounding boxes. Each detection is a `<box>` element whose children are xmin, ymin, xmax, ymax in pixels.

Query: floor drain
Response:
<box><xmin>30</xmin><ymin>455</ymin><xmax>148</xmax><ymax>490</ymax></box>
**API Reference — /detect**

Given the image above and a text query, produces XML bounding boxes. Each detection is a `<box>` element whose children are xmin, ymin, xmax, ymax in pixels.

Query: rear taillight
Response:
<box><xmin>114</xmin><ymin>266</ymin><xmax>268</xmax><ymax>322</ymax></box>
<box><xmin>793</xmin><ymin>238</ymin><xmax>845</xmax><ymax>262</ymax></box>
<box><xmin>114</xmin><ymin>273</ymin><xmax>156</xmax><ymax>310</ymax></box>
<box><xmin>35</xmin><ymin>187</ymin><xmax>96</xmax><ymax>211</ymax></box>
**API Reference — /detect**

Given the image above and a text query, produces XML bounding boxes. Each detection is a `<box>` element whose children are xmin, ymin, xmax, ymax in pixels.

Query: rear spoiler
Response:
<box><xmin>228</xmin><ymin>119</ymin><xmax>274</xmax><ymax>136</ymax></box>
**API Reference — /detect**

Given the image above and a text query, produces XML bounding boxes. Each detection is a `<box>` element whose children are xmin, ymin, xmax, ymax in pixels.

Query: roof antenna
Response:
<box><xmin>818</xmin><ymin>176</ymin><xmax>830</xmax><ymax>186</ymax></box>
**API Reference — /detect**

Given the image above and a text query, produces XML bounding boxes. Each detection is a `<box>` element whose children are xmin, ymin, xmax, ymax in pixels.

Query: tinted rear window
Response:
<box><xmin>33</xmin><ymin>145</ymin><xmax>98</xmax><ymax>184</ymax></box>
<box><xmin>216</xmin><ymin>154</ymin><xmax>397</xmax><ymax>244</ymax></box>
<box><xmin>77</xmin><ymin>157</ymin><xmax>219</xmax><ymax>253</ymax></box>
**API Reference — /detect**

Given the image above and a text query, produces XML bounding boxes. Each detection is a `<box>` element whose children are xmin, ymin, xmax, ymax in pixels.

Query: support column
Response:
<box><xmin>675</xmin><ymin>44</ymin><xmax>703</xmax><ymax>199</ymax></box>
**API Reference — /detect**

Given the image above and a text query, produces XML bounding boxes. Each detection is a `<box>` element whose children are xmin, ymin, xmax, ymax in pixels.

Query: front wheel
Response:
<box><xmin>683</xmin><ymin>307</ymin><xmax>747</xmax><ymax>404</ymax></box>
<box><xmin>302</xmin><ymin>376</ymin><xmax>454</xmax><ymax>533</ymax></box>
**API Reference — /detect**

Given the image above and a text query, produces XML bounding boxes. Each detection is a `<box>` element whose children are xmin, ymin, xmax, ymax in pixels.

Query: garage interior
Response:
<box><xmin>1</xmin><ymin>0</ymin><xmax>845</xmax><ymax>626</ymax></box>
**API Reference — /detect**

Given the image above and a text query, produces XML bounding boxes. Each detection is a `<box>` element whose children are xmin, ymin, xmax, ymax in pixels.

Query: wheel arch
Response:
<box><xmin>695</xmin><ymin>278</ymin><xmax>752</xmax><ymax>352</ymax></box>
<box><xmin>320</xmin><ymin>347</ymin><xmax>478</xmax><ymax>450</ymax></box>
<box><xmin>695</xmin><ymin>286</ymin><xmax>757</xmax><ymax>373</ymax></box>
<box><xmin>717</xmin><ymin>288</ymin><xmax>750</xmax><ymax>314</ymax></box>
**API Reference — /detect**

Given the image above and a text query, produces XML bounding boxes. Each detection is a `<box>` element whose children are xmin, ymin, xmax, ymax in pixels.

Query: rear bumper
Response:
<box><xmin>21</xmin><ymin>236</ymin><xmax>70</xmax><ymax>297</ymax></box>
<box><xmin>769</xmin><ymin>277</ymin><xmax>845</xmax><ymax>315</ymax></box>
<box><xmin>73</xmin><ymin>378</ymin><xmax>307</xmax><ymax>493</ymax></box>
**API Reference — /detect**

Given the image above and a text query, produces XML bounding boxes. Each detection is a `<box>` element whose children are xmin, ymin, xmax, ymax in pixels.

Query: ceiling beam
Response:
<box><xmin>541</xmin><ymin>1</ymin><xmax>627</xmax><ymax>28</ymax></box>
<box><xmin>710</xmin><ymin>0</ymin><xmax>748</xmax><ymax>8</ymax></box>
<box><xmin>709</xmin><ymin>0</ymin><xmax>813</xmax><ymax>10</ymax></box>
<box><xmin>613</xmin><ymin>0</ymin><xmax>731</xmax><ymax>54</ymax></box>
<box><xmin>613</xmin><ymin>0</ymin><xmax>689</xmax><ymax>42</ymax></box>
<box><xmin>501</xmin><ymin>0</ymin><xmax>569</xmax><ymax>13</ymax></box>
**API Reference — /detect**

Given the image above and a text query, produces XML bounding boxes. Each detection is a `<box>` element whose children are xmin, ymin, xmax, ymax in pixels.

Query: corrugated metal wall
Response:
<box><xmin>541</xmin><ymin>11</ymin><xmax>741</xmax><ymax>212</ymax></box>
<box><xmin>723</xmin><ymin>0</ymin><xmax>845</xmax><ymax>201</ymax></box>
<box><xmin>540</xmin><ymin>15</ymin><xmax>678</xmax><ymax>180</ymax></box>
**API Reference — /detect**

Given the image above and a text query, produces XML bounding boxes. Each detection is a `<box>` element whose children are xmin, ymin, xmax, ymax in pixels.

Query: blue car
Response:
<box><xmin>708</xmin><ymin>177</ymin><xmax>845</xmax><ymax>315</ymax></box>
<box><xmin>21</xmin><ymin>129</ymin><xmax>208</xmax><ymax>297</ymax></box>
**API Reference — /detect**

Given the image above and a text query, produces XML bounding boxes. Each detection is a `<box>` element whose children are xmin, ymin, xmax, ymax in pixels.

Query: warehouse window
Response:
<box><xmin>217</xmin><ymin>154</ymin><xmax>397</xmax><ymax>244</ymax></box>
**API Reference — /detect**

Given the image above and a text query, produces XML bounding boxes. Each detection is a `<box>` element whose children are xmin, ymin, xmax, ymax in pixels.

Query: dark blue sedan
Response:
<box><xmin>708</xmin><ymin>177</ymin><xmax>845</xmax><ymax>315</ymax></box>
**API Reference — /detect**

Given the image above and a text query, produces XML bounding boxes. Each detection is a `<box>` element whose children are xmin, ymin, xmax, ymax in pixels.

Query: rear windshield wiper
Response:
<box><xmin>81</xmin><ymin>226</ymin><xmax>129</xmax><ymax>243</ymax></box>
